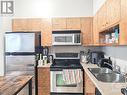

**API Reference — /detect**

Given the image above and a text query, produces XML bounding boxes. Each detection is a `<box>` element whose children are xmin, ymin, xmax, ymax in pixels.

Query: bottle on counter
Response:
<box><xmin>43</xmin><ymin>56</ymin><xmax>47</xmax><ymax>65</ymax></box>
<box><xmin>80</xmin><ymin>51</ymin><xmax>87</xmax><ymax>63</ymax></box>
<box><xmin>48</xmin><ymin>55</ymin><xmax>54</xmax><ymax>64</ymax></box>
<box><xmin>38</xmin><ymin>54</ymin><xmax>44</xmax><ymax>66</ymax></box>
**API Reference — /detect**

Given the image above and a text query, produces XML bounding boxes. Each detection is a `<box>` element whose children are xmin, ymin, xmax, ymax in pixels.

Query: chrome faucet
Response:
<box><xmin>104</xmin><ymin>62</ymin><xmax>121</xmax><ymax>73</ymax></box>
<box><xmin>113</xmin><ymin>64</ymin><xmax>121</xmax><ymax>74</ymax></box>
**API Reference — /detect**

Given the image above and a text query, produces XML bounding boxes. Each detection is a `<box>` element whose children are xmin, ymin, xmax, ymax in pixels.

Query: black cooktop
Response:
<box><xmin>50</xmin><ymin>59</ymin><xmax>83</xmax><ymax>71</ymax></box>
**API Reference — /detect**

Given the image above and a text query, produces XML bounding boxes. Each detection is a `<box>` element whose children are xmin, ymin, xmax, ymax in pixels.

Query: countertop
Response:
<box><xmin>0</xmin><ymin>71</ymin><xmax>33</xmax><ymax>95</ymax></box>
<box><xmin>81</xmin><ymin>63</ymin><xmax>126</xmax><ymax>95</ymax></box>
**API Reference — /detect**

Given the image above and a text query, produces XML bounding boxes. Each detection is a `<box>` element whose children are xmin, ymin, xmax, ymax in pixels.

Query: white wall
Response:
<box><xmin>93</xmin><ymin>0</ymin><xmax>106</xmax><ymax>15</ymax></box>
<box><xmin>0</xmin><ymin>17</ymin><xmax>4</xmax><ymax>76</ymax></box>
<box><xmin>0</xmin><ymin>17</ymin><xmax>12</xmax><ymax>76</ymax></box>
<box><xmin>14</xmin><ymin>0</ymin><xmax>93</xmax><ymax>18</ymax></box>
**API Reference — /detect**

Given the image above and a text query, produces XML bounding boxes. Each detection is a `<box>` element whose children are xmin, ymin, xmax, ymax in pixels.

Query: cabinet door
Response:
<box><xmin>52</xmin><ymin>18</ymin><xmax>66</xmax><ymax>30</ymax></box>
<box><xmin>85</xmin><ymin>72</ymin><xmax>95</xmax><ymax>95</ymax></box>
<box><xmin>97</xmin><ymin>4</ymin><xmax>107</xmax><ymax>32</ymax></box>
<box><xmin>38</xmin><ymin>68</ymin><xmax>50</xmax><ymax>95</ymax></box>
<box><xmin>102</xmin><ymin>4</ymin><xmax>107</xmax><ymax>30</ymax></box>
<box><xmin>119</xmin><ymin>0</ymin><xmax>127</xmax><ymax>45</ymax></box>
<box><xmin>12</xmin><ymin>19</ymin><xmax>28</xmax><ymax>31</ymax></box>
<box><xmin>107</xmin><ymin>0</ymin><xmax>120</xmax><ymax>27</ymax></box>
<box><xmin>12</xmin><ymin>19</ymin><xmax>42</xmax><ymax>32</ymax></box>
<box><xmin>66</xmin><ymin>18</ymin><xmax>81</xmax><ymax>29</ymax></box>
<box><xmin>27</xmin><ymin>19</ymin><xmax>42</xmax><ymax>31</ymax></box>
<box><xmin>97</xmin><ymin>8</ymin><xmax>103</xmax><ymax>32</ymax></box>
<box><xmin>93</xmin><ymin>14</ymin><xmax>99</xmax><ymax>45</ymax></box>
<box><xmin>41</xmin><ymin>18</ymin><xmax>52</xmax><ymax>46</ymax></box>
<box><xmin>81</xmin><ymin>17</ymin><xmax>93</xmax><ymax>46</ymax></box>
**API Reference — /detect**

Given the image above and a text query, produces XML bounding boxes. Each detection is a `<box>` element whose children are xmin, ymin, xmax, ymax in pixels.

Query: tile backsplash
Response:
<box><xmin>100</xmin><ymin>46</ymin><xmax>127</xmax><ymax>74</ymax></box>
<box><xmin>114</xmin><ymin>58</ymin><xmax>127</xmax><ymax>73</ymax></box>
<box><xmin>105</xmin><ymin>56</ymin><xmax>127</xmax><ymax>73</ymax></box>
<box><xmin>50</xmin><ymin>46</ymin><xmax>84</xmax><ymax>54</ymax></box>
<box><xmin>49</xmin><ymin>46</ymin><xmax>101</xmax><ymax>54</ymax></box>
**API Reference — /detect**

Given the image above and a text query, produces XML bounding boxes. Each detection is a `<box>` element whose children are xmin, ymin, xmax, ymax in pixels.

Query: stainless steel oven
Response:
<box><xmin>50</xmin><ymin>53</ymin><xmax>83</xmax><ymax>95</ymax></box>
<box><xmin>50</xmin><ymin>71</ymin><xmax>83</xmax><ymax>93</ymax></box>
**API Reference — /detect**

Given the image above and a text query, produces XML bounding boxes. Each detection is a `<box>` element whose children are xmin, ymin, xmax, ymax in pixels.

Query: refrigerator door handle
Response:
<box><xmin>26</xmin><ymin>64</ymin><xmax>35</xmax><ymax>66</ymax></box>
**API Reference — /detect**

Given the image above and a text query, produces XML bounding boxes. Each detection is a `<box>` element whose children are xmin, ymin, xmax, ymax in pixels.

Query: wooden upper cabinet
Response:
<box><xmin>52</xmin><ymin>17</ymin><xmax>81</xmax><ymax>30</ymax></box>
<box><xmin>106</xmin><ymin>0</ymin><xmax>120</xmax><ymax>27</ymax></box>
<box><xmin>41</xmin><ymin>18</ymin><xmax>52</xmax><ymax>46</ymax></box>
<box><xmin>97</xmin><ymin>6</ymin><xmax>103</xmax><ymax>32</ymax></box>
<box><xmin>12</xmin><ymin>19</ymin><xmax>42</xmax><ymax>31</ymax></box>
<box><xmin>97</xmin><ymin>0</ymin><xmax>120</xmax><ymax>32</ymax></box>
<box><xmin>101</xmin><ymin>3</ymin><xmax>107</xmax><ymax>30</ymax></box>
<box><xmin>27</xmin><ymin>19</ymin><xmax>42</xmax><ymax>31</ymax></box>
<box><xmin>52</xmin><ymin>18</ymin><xmax>66</xmax><ymax>30</ymax></box>
<box><xmin>66</xmin><ymin>18</ymin><xmax>81</xmax><ymax>29</ymax></box>
<box><xmin>121</xmin><ymin>0</ymin><xmax>127</xmax><ymax>20</ymax></box>
<box><xmin>119</xmin><ymin>0</ymin><xmax>127</xmax><ymax>45</ymax></box>
<box><xmin>12</xmin><ymin>19</ymin><xmax>28</xmax><ymax>31</ymax></box>
<box><xmin>93</xmin><ymin>14</ymin><xmax>99</xmax><ymax>45</ymax></box>
<box><xmin>97</xmin><ymin>3</ymin><xmax>107</xmax><ymax>32</ymax></box>
<box><xmin>12</xmin><ymin>18</ymin><xmax>52</xmax><ymax>46</ymax></box>
<box><xmin>81</xmin><ymin>17</ymin><xmax>93</xmax><ymax>46</ymax></box>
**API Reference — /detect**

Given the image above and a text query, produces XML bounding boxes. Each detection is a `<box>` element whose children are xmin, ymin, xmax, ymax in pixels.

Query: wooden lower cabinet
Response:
<box><xmin>84</xmin><ymin>71</ymin><xmax>95</xmax><ymax>95</ymax></box>
<box><xmin>38</xmin><ymin>67</ymin><xmax>50</xmax><ymax>95</ymax></box>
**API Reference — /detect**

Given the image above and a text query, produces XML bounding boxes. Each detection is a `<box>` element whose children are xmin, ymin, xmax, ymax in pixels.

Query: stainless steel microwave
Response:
<box><xmin>52</xmin><ymin>30</ymin><xmax>81</xmax><ymax>45</ymax></box>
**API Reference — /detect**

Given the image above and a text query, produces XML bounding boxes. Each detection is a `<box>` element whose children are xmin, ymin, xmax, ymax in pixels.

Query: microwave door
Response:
<box><xmin>74</xmin><ymin>34</ymin><xmax>81</xmax><ymax>43</ymax></box>
<box><xmin>53</xmin><ymin>34</ymin><xmax>73</xmax><ymax>45</ymax></box>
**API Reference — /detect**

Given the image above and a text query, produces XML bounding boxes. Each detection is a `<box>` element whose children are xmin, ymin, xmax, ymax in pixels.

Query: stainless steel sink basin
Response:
<box><xmin>88</xmin><ymin>68</ymin><xmax>113</xmax><ymax>74</ymax></box>
<box><xmin>88</xmin><ymin>68</ymin><xmax>125</xmax><ymax>83</ymax></box>
<box><xmin>96</xmin><ymin>73</ymin><xmax>125</xmax><ymax>83</ymax></box>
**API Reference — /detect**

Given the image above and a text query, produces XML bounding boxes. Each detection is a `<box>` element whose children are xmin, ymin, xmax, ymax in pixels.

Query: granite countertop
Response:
<box><xmin>81</xmin><ymin>63</ymin><xmax>126</xmax><ymax>95</ymax></box>
<box><xmin>0</xmin><ymin>72</ymin><xmax>33</xmax><ymax>95</ymax></box>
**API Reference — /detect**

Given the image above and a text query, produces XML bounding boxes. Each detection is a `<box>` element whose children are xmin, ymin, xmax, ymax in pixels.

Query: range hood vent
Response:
<box><xmin>52</xmin><ymin>30</ymin><xmax>81</xmax><ymax>34</ymax></box>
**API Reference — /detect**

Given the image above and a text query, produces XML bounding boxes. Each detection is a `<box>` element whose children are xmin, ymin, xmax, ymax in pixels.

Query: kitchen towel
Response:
<box><xmin>63</xmin><ymin>69</ymin><xmax>82</xmax><ymax>85</ymax></box>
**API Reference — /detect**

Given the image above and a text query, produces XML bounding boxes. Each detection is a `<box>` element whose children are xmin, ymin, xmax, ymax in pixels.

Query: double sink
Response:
<box><xmin>88</xmin><ymin>68</ymin><xmax>126</xmax><ymax>83</ymax></box>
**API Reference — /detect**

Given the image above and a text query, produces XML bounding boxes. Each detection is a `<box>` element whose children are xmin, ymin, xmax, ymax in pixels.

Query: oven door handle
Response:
<box><xmin>50</xmin><ymin>68</ymin><xmax>63</xmax><ymax>71</ymax></box>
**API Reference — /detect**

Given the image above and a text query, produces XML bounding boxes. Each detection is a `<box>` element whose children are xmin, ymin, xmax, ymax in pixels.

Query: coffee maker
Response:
<box><xmin>89</xmin><ymin>51</ymin><xmax>104</xmax><ymax>64</ymax></box>
<box><xmin>43</xmin><ymin>47</ymin><xmax>54</xmax><ymax>64</ymax></box>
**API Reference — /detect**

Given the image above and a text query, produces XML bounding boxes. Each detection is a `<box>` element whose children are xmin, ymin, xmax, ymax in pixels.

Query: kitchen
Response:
<box><xmin>0</xmin><ymin>0</ymin><xmax>127</xmax><ymax>95</ymax></box>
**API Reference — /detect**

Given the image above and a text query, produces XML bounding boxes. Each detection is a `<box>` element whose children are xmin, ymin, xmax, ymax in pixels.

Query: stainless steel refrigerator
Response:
<box><xmin>5</xmin><ymin>32</ymin><xmax>41</xmax><ymax>74</ymax></box>
<box><xmin>5</xmin><ymin>32</ymin><xmax>42</xmax><ymax>95</ymax></box>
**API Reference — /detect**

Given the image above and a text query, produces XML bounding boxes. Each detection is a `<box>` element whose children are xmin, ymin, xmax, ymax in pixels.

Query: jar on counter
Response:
<box><xmin>80</xmin><ymin>51</ymin><xmax>87</xmax><ymax>63</ymax></box>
